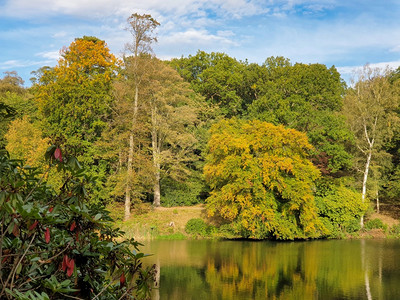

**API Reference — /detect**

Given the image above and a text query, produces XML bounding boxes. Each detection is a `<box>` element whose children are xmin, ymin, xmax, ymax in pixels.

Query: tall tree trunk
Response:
<box><xmin>151</xmin><ymin>105</ymin><xmax>161</xmax><ymax>207</ymax></box>
<box><xmin>153</xmin><ymin>160</ymin><xmax>161</xmax><ymax>207</ymax></box>
<box><xmin>124</xmin><ymin>84</ymin><xmax>139</xmax><ymax>220</ymax></box>
<box><xmin>125</xmin><ymin>133</ymin><xmax>134</xmax><ymax>221</ymax></box>
<box><xmin>376</xmin><ymin>190</ymin><xmax>380</xmax><ymax>214</ymax></box>
<box><xmin>361</xmin><ymin>150</ymin><xmax>372</xmax><ymax>227</ymax></box>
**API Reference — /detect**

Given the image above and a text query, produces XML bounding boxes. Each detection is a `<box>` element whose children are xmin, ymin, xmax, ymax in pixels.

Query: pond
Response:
<box><xmin>141</xmin><ymin>239</ymin><xmax>400</xmax><ymax>300</ymax></box>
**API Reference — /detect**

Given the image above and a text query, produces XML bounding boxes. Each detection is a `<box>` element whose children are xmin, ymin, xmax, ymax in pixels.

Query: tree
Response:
<box><xmin>204</xmin><ymin>118</ymin><xmax>325</xmax><ymax>240</ymax></box>
<box><xmin>5</xmin><ymin>115</ymin><xmax>49</xmax><ymax>167</ymax></box>
<box><xmin>0</xmin><ymin>71</ymin><xmax>29</xmax><ymax>148</ymax></box>
<box><xmin>147</xmin><ymin>59</ymin><xmax>200</xmax><ymax>206</ymax></box>
<box><xmin>35</xmin><ymin>36</ymin><xmax>118</xmax><ymax>153</ymax></box>
<box><xmin>170</xmin><ymin>51</ymin><xmax>253</xmax><ymax>117</ymax></box>
<box><xmin>248</xmin><ymin>58</ymin><xmax>352</xmax><ymax>175</ymax></box>
<box><xmin>343</xmin><ymin>65</ymin><xmax>400</xmax><ymax>226</ymax></box>
<box><xmin>123</xmin><ymin>13</ymin><xmax>160</xmax><ymax>218</ymax></box>
<box><xmin>33</xmin><ymin>36</ymin><xmax>119</xmax><ymax>202</ymax></box>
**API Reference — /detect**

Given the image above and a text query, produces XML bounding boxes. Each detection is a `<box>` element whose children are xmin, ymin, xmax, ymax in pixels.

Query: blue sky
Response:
<box><xmin>1</xmin><ymin>0</ymin><xmax>400</xmax><ymax>85</ymax></box>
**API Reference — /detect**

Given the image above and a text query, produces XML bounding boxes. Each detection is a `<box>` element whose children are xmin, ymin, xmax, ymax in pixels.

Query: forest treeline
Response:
<box><xmin>2</xmin><ymin>14</ymin><xmax>400</xmax><ymax>240</ymax></box>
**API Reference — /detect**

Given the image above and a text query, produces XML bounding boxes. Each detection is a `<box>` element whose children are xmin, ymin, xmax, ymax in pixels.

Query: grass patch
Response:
<box><xmin>111</xmin><ymin>203</ymin><xmax>208</xmax><ymax>241</ymax></box>
<box><xmin>156</xmin><ymin>232</ymin><xmax>187</xmax><ymax>240</ymax></box>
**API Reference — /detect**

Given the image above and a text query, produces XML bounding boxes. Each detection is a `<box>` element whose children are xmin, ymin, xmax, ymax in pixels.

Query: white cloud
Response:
<box><xmin>0</xmin><ymin>0</ymin><xmax>267</xmax><ymax>19</ymax></box>
<box><xmin>160</xmin><ymin>29</ymin><xmax>238</xmax><ymax>49</ymax></box>
<box><xmin>337</xmin><ymin>61</ymin><xmax>400</xmax><ymax>76</ymax></box>
<box><xmin>35</xmin><ymin>50</ymin><xmax>61</xmax><ymax>60</ymax></box>
<box><xmin>0</xmin><ymin>59</ymin><xmax>51</xmax><ymax>70</ymax></box>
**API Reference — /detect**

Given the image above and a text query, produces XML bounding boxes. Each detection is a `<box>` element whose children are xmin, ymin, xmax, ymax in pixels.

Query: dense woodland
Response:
<box><xmin>2</xmin><ymin>14</ymin><xmax>400</xmax><ymax>243</ymax></box>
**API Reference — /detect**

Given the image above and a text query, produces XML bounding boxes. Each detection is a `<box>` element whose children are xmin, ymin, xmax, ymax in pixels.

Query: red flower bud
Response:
<box><xmin>29</xmin><ymin>220</ymin><xmax>39</xmax><ymax>231</ymax></box>
<box><xmin>48</xmin><ymin>207</ymin><xmax>54</xmax><ymax>213</ymax></box>
<box><xmin>54</xmin><ymin>148</ymin><xmax>62</xmax><ymax>162</ymax></box>
<box><xmin>120</xmin><ymin>272</ymin><xmax>126</xmax><ymax>286</ymax></box>
<box><xmin>62</xmin><ymin>255</ymin><xmax>68</xmax><ymax>271</ymax></box>
<box><xmin>44</xmin><ymin>228</ymin><xmax>50</xmax><ymax>244</ymax></box>
<box><xmin>70</xmin><ymin>221</ymin><xmax>76</xmax><ymax>232</ymax></box>
<box><xmin>67</xmin><ymin>259</ymin><xmax>75</xmax><ymax>277</ymax></box>
<box><xmin>12</xmin><ymin>223</ymin><xmax>20</xmax><ymax>237</ymax></box>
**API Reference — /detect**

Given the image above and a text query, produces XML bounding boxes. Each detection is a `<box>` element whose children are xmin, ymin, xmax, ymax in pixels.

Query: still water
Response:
<box><xmin>141</xmin><ymin>239</ymin><xmax>400</xmax><ymax>300</ymax></box>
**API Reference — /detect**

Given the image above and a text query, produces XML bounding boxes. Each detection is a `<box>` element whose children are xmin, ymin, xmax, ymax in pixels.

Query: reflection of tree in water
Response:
<box><xmin>202</xmin><ymin>241</ymin><xmax>371</xmax><ymax>300</ymax></box>
<box><xmin>149</xmin><ymin>240</ymin><xmax>400</xmax><ymax>299</ymax></box>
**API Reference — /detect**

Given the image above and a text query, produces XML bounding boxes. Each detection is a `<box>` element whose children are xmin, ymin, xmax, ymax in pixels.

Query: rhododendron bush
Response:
<box><xmin>0</xmin><ymin>147</ymin><xmax>155</xmax><ymax>299</ymax></box>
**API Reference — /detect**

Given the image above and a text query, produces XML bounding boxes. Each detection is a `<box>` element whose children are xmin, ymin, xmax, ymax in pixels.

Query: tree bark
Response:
<box><xmin>124</xmin><ymin>133</ymin><xmax>134</xmax><ymax>220</ymax></box>
<box><xmin>376</xmin><ymin>190</ymin><xmax>380</xmax><ymax>214</ymax></box>
<box><xmin>361</xmin><ymin>150</ymin><xmax>372</xmax><ymax>227</ymax></box>
<box><xmin>124</xmin><ymin>84</ymin><xmax>139</xmax><ymax>220</ymax></box>
<box><xmin>151</xmin><ymin>105</ymin><xmax>161</xmax><ymax>207</ymax></box>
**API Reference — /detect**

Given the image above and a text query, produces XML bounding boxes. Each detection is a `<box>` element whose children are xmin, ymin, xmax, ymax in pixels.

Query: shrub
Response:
<box><xmin>185</xmin><ymin>218</ymin><xmax>208</xmax><ymax>236</ymax></box>
<box><xmin>217</xmin><ymin>223</ymin><xmax>237</xmax><ymax>238</ymax></box>
<box><xmin>0</xmin><ymin>148</ymin><xmax>155</xmax><ymax>299</ymax></box>
<box><xmin>316</xmin><ymin>185</ymin><xmax>366</xmax><ymax>236</ymax></box>
<box><xmin>364</xmin><ymin>218</ymin><xmax>387</xmax><ymax>231</ymax></box>
<box><xmin>389</xmin><ymin>224</ymin><xmax>400</xmax><ymax>236</ymax></box>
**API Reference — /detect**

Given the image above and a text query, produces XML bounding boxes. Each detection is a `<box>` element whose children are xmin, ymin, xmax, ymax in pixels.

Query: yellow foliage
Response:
<box><xmin>204</xmin><ymin>118</ymin><xmax>323</xmax><ymax>239</ymax></box>
<box><xmin>5</xmin><ymin>116</ymin><xmax>49</xmax><ymax>167</ymax></box>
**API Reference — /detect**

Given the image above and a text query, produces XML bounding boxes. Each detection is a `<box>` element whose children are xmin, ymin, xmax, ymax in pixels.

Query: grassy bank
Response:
<box><xmin>108</xmin><ymin>202</ymin><xmax>400</xmax><ymax>241</ymax></box>
<box><xmin>109</xmin><ymin>203</ymin><xmax>217</xmax><ymax>241</ymax></box>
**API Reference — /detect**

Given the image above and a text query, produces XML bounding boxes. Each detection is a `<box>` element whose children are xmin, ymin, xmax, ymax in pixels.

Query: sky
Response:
<box><xmin>1</xmin><ymin>0</ymin><xmax>400</xmax><ymax>86</ymax></box>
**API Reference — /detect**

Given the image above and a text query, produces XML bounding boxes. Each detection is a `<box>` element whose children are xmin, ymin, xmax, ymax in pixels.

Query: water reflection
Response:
<box><xmin>141</xmin><ymin>239</ymin><xmax>400</xmax><ymax>300</ymax></box>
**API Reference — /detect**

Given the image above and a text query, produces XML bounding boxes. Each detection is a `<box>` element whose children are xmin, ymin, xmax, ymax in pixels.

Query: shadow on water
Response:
<box><xmin>141</xmin><ymin>239</ymin><xmax>400</xmax><ymax>300</ymax></box>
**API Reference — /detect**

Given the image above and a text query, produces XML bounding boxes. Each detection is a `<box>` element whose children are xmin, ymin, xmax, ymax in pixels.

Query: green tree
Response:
<box><xmin>204</xmin><ymin>118</ymin><xmax>325</xmax><ymax>240</ymax></box>
<box><xmin>170</xmin><ymin>51</ymin><xmax>254</xmax><ymax>117</ymax></box>
<box><xmin>343</xmin><ymin>65</ymin><xmax>400</xmax><ymax>226</ymax></box>
<box><xmin>248</xmin><ymin>58</ymin><xmax>352</xmax><ymax>174</ymax></box>
<box><xmin>148</xmin><ymin>59</ymin><xmax>200</xmax><ymax>206</ymax></box>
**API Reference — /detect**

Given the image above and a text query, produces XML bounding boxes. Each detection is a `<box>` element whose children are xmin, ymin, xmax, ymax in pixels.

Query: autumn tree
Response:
<box><xmin>343</xmin><ymin>65</ymin><xmax>400</xmax><ymax>226</ymax></box>
<box><xmin>35</xmin><ymin>36</ymin><xmax>118</xmax><ymax>151</ymax></box>
<box><xmin>33</xmin><ymin>36</ymin><xmax>119</xmax><ymax>201</ymax></box>
<box><xmin>5</xmin><ymin>115</ymin><xmax>49</xmax><ymax>167</ymax></box>
<box><xmin>204</xmin><ymin>118</ymin><xmax>325</xmax><ymax>240</ymax></box>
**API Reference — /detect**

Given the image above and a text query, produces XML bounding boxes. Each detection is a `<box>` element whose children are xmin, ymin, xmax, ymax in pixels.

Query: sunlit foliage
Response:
<box><xmin>204</xmin><ymin>118</ymin><xmax>325</xmax><ymax>239</ymax></box>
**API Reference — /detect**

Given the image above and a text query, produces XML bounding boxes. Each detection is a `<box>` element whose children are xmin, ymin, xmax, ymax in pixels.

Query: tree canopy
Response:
<box><xmin>204</xmin><ymin>118</ymin><xmax>325</xmax><ymax>239</ymax></box>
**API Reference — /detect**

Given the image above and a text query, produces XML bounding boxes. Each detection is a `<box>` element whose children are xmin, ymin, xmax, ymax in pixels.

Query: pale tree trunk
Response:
<box><xmin>125</xmin><ymin>133</ymin><xmax>134</xmax><ymax>221</ymax></box>
<box><xmin>360</xmin><ymin>116</ymin><xmax>376</xmax><ymax>228</ymax></box>
<box><xmin>124</xmin><ymin>84</ymin><xmax>139</xmax><ymax>220</ymax></box>
<box><xmin>153</xmin><ymin>162</ymin><xmax>161</xmax><ymax>207</ymax></box>
<box><xmin>376</xmin><ymin>190</ymin><xmax>380</xmax><ymax>214</ymax></box>
<box><xmin>361</xmin><ymin>150</ymin><xmax>372</xmax><ymax>228</ymax></box>
<box><xmin>151</xmin><ymin>105</ymin><xmax>161</xmax><ymax>207</ymax></box>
